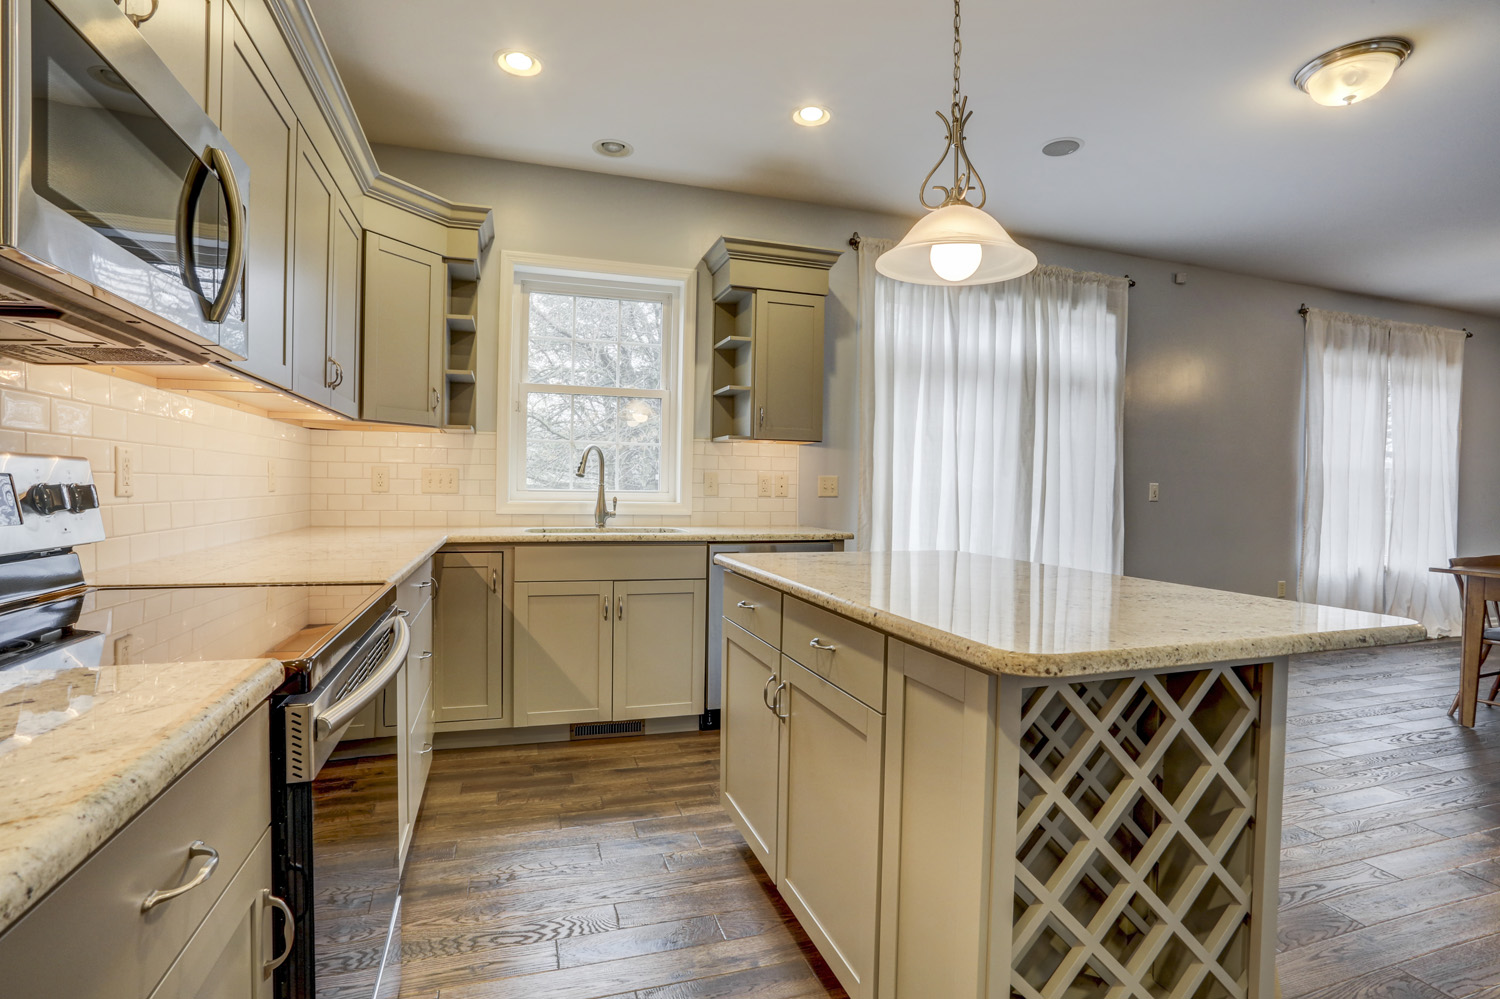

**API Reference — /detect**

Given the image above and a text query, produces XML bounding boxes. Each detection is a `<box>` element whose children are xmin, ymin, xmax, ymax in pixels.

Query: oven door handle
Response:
<box><xmin>314</xmin><ymin>615</ymin><xmax>410</xmax><ymax>738</ymax></box>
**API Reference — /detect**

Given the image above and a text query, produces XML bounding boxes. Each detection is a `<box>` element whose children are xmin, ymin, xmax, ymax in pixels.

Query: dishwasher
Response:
<box><xmin>703</xmin><ymin>540</ymin><xmax>840</xmax><ymax>727</ymax></box>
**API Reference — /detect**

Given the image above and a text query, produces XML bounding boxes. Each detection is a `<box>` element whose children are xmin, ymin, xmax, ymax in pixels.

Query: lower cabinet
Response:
<box><xmin>513</xmin><ymin>578</ymin><xmax>706</xmax><ymax>727</ymax></box>
<box><xmin>432</xmin><ymin>551</ymin><xmax>506</xmax><ymax>728</ymax></box>
<box><xmin>721</xmin><ymin>621</ymin><xmax>782</xmax><ymax>873</ymax></box>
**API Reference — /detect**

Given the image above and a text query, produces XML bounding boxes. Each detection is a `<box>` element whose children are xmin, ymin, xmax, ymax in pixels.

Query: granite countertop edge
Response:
<box><xmin>716</xmin><ymin>557</ymin><xmax>1430</xmax><ymax>678</ymax></box>
<box><xmin>0</xmin><ymin>659</ymin><xmax>285</xmax><ymax>933</ymax></box>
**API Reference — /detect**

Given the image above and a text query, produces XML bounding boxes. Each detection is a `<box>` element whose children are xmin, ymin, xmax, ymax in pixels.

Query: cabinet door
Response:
<box><xmin>134</xmin><ymin>0</ymin><xmax>221</xmax><ymax>115</ymax></box>
<box><xmin>752</xmin><ymin>290</ymin><xmax>824</xmax><ymax>441</ymax></box>
<box><xmin>218</xmin><ymin>12</ymin><xmax>294</xmax><ymax>388</ymax></box>
<box><xmin>778</xmin><ymin>659</ymin><xmax>883</xmax><ymax>999</ymax></box>
<box><xmin>289</xmin><ymin>128</ymin><xmax>334</xmax><ymax>407</ymax></box>
<box><xmin>721</xmin><ymin>620</ymin><xmax>782</xmax><ymax>875</ymax></box>
<box><xmin>361</xmin><ymin>233</ymin><xmax>445</xmax><ymax>426</ymax></box>
<box><xmin>613</xmin><ymin>579</ymin><xmax>706</xmax><ymax>720</ymax></box>
<box><xmin>513</xmin><ymin>581</ymin><xmax>613</xmax><ymax>727</ymax></box>
<box><xmin>147</xmin><ymin>829</ymin><xmax>276</xmax><ymax>999</ymax></box>
<box><xmin>327</xmin><ymin>194</ymin><xmax>362</xmax><ymax>418</ymax></box>
<box><xmin>433</xmin><ymin>553</ymin><xmax>506</xmax><ymax>725</ymax></box>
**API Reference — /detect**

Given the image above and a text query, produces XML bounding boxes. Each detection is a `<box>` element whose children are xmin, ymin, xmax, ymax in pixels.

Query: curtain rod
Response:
<box><xmin>1299</xmin><ymin>303</ymin><xmax>1473</xmax><ymax>337</ymax></box>
<box><xmin>847</xmin><ymin>232</ymin><xmax>1137</xmax><ymax>287</ymax></box>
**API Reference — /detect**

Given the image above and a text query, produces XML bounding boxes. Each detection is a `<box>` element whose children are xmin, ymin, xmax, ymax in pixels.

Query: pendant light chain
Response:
<box><xmin>952</xmin><ymin>0</ymin><xmax>962</xmax><ymax>113</ymax></box>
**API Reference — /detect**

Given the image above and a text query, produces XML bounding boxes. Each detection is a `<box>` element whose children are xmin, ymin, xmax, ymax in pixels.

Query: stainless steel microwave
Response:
<box><xmin>0</xmin><ymin>0</ymin><xmax>250</xmax><ymax>364</ymax></box>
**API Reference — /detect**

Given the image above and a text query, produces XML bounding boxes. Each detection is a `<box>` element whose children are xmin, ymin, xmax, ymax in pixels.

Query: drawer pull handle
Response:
<box><xmin>774</xmin><ymin>680</ymin><xmax>789</xmax><ymax>719</ymax></box>
<box><xmin>736</xmin><ymin>600</ymin><xmax>757</xmax><ymax>610</ymax></box>
<box><xmin>419</xmin><ymin>652</ymin><xmax>433</xmax><ymax>660</ymax></box>
<box><xmin>142</xmin><ymin>841</ymin><xmax>219</xmax><ymax>912</ymax></box>
<box><xmin>762</xmin><ymin>672</ymin><xmax>779</xmax><ymax>711</ymax></box>
<box><xmin>419</xmin><ymin>743</ymin><xmax>434</xmax><ymax>755</ymax></box>
<box><xmin>262</xmin><ymin>890</ymin><xmax>295</xmax><ymax>973</ymax></box>
<box><xmin>808</xmin><ymin>638</ymin><xmax>837</xmax><ymax>652</ymax></box>
<box><xmin>415</xmin><ymin>580</ymin><xmax>432</xmax><ymax>589</ymax></box>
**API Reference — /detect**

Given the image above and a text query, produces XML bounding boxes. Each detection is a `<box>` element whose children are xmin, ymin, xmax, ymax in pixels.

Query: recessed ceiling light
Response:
<box><xmin>1041</xmin><ymin>137</ymin><xmax>1083</xmax><ymax>157</ymax></box>
<box><xmin>1294</xmin><ymin>37</ymin><xmax>1412</xmax><ymax>107</ymax></box>
<box><xmin>496</xmin><ymin>50</ymin><xmax>542</xmax><ymax>77</ymax></box>
<box><xmin>592</xmin><ymin>139</ymin><xmax>633</xmax><ymax>158</ymax></box>
<box><xmin>792</xmin><ymin>105</ymin><xmax>831</xmax><ymax>127</ymax></box>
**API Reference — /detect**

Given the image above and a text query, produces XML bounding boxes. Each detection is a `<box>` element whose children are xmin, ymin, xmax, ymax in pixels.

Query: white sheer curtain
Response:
<box><xmin>1300</xmin><ymin>307</ymin><xmax>1464</xmax><ymax>635</ymax></box>
<box><xmin>858</xmin><ymin>240</ymin><xmax>1129</xmax><ymax>573</ymax></box>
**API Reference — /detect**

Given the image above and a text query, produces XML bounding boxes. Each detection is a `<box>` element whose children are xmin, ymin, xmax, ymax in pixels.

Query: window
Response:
<box><xmin>500</xmin><ymin>254</ymin><xmax>694</xmax><ymax>513</ymax></box>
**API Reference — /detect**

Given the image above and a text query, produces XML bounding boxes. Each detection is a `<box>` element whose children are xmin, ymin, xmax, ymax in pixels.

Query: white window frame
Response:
<box><xmin>497</xmin><ymin>251</ymin><xmax>696</xmax><ymax>515</ymax></box>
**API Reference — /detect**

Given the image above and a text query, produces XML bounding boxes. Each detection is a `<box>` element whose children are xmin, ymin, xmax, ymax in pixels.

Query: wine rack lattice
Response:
<box><xmin>1011</xmin><ymin>664</ymin><xmax>1263</xmax><ymax>999</ymax></box>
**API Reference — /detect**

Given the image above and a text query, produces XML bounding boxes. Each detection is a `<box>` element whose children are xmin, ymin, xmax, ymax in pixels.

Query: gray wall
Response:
<box><xmin>373</xmin><ymin>145</ymin><xmax>1500</xmax><ymax>598</ymax></box>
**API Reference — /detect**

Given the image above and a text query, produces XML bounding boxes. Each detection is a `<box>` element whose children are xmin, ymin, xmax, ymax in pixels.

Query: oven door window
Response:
<box><xmin>29</xmin><ymin>0</ymin><xmax>231</xmax><ymax>319</ymax></box>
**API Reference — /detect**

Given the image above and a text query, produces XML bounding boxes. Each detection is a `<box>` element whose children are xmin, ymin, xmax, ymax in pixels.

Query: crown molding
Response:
<box><xmin>264</xmin><ymin>0</ymin><xmax>494</xmax><ymax>248</ymax></box>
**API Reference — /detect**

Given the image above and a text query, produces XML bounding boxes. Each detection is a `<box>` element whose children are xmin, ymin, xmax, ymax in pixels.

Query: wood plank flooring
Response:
<box><xmin>389</xmin><ymin>639</ymin><xmax>1500</xmax><ymax>998</ymax></box>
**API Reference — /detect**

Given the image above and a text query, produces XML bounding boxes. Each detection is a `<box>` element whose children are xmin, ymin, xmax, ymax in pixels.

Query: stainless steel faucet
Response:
<box><xmin>575</xmin><ymin>446</ymin><xmax>617</xmax><ymax>529</ymax></box>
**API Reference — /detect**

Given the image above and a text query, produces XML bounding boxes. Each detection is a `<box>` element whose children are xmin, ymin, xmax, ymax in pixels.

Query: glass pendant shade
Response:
<box><xmin>877</xmin><ymin>203</ymin><xmax>1038</xmax><ymax>286</ymax></box>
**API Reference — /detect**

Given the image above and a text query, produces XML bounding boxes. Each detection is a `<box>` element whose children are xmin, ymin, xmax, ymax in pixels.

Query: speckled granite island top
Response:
<box><xmin>0</xmin><ymin>657</ymin><xmax>283</xmax><ymax>932</ymax></box>
<box><xmin>716</xmin><ymin>550</ymin><xmax>1427</xmax><ymax>677</ymax></box>
<box><xmin>91</xmin><ymin>526</ymin><xmax>852</xmax><ymax>587</ymax></box>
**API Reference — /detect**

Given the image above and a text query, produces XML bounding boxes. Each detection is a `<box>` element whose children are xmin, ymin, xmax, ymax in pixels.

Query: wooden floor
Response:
<box><xmin>389</xmin><ymin>639</ymin><xmax>1500</xmax><ymax>999</ymax></box>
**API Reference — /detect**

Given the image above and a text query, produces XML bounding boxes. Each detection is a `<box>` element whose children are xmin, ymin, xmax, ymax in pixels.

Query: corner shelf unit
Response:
<box><xmin>443</xmin><ymin>265</ymin><xmax>479</xmax><ymax>432</ymax></box>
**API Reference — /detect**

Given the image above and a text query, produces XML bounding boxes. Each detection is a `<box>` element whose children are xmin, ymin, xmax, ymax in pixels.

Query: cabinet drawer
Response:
<box><xmin>0</xmin><ymin>705</ymin><xmax>271</xmax><ymax>999</ymax></box>
<box><xmin>783</xmin><ymin>597</ymin><xmax>886</xmax><ymax>711</ymax></box>
<box><xmin>398</xmin><ymin>557</ymin><xmax>436</xmax><ymax>614</ymax></box>
<box><xmin>514</xmin><ymin>544</ymin><xmax>706</xmax><ymax>582</ymax></box>
<box><xmin>724</xmin><ymin>571</ymin><xmax>783</xmax><ymax>649</ymax></box>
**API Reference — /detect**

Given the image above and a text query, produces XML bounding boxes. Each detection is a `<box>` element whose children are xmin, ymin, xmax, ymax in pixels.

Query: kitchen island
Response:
<box><xmin>714</xmin><ymin>550</ymin><xmax>1426</xmax><ymax>999</ymax></box>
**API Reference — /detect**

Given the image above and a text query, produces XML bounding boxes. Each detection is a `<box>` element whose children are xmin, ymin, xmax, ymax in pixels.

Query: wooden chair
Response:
<box><xmin>1448</xmin><ymin>555</ymin><xmax>1500</xmax><ymax>717</ymax></box>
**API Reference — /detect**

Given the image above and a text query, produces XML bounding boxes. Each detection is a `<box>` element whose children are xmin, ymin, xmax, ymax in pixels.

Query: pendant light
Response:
<box><xmin>877</xmin><ymin>0</ymin><xmax>1037</xmax><ymax>286</ymax></box>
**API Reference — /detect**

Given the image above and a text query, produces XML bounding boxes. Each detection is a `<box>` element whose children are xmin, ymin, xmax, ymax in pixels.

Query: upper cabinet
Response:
<box><xmin>130</xmin><ymin>0</ymin><xmax>223</xmax><ymax>115</ymax></box>
<box><xmin>218</xmin><ymin>10</ymin><xmax>295</xmax><ymax>388</ymax></box>
<box><xmin>705</xmin><ymin>237</ymin><xmax>841</xmax><ymax>443</ymax></box>
<box><xmin>289</xmin><ymin>128</ymin><xmax>360</xmax><ymax>417</ymax></box>
<box><xmin>361</xmin><ymin>233</ymin><xmax>444</xmax><ymax>426</ymax></box>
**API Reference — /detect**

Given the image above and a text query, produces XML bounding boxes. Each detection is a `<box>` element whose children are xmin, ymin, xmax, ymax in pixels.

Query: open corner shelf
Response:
<box><xmin>712</xmin><ymin>385</ymin><xmax>750</xmax><ymax>397</ymax></box>
<box><xmin>713</xmin><ymin>334</ymin><xmax>752</xmax><ymax>351</ymax></box>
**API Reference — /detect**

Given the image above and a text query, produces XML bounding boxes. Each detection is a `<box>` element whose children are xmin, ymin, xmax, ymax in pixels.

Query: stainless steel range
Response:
<box><xmin>0</xmin><ymin>453</ymin><xmax>407</xmax><ymax>999</ymax></box>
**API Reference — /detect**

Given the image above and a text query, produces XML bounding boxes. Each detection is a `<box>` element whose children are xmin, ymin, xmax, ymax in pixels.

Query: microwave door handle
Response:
<box><xmin>174</xmin><ymin>158</ymin><xmax>209</xmax><ymax>303</ymax></box>
<box><xmin>203</xmin><ymin>146</ymin><xmax>246</xmax><ymax>324</ymax></box>
<box><xmin>314</xmin><ymin>615</ymin><xmax>411</xmax><ymax>738</ymax></box>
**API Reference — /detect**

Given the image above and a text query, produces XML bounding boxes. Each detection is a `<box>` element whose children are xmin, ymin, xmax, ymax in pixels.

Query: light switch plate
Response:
<box><xmin>267</xmin><ymin>461</ymin><xmax>277</xmax><ymax>493</ymax></box>
<box><xmin>817</xmin><ymin>475</ymin><xmax>838</xmax><ymax>498</ymax></box>
<box><xmin>114</xmin><ymin>445</ymin><xmax>135</xmax><ymax>497</ymax></box>
<box><xmin>1277</xmin><ymin>580</ymin><xmax>1287</xmax><ymax>598</ymax></box>
<box><xmin>704</xmin><ymin>470</ymin><xmax>719</xmax><ymax>496</ymax></box>
<box><xmin>371</xmin><ymin>466</ymin><xmax>391</xmax><ymax>493</ymax></box>
<box><xmin>421</xmin><ymin>467</ymin><xmax>459</xmax><ymax>494</ymax></box>
<box><xmin>1148</xmin><ymin>482</ymin><xmax>1160</xmax><ymax>502</ymax></box>
<box><xmin>774</xmin><ymin>473</ymin><xmax>789</xmax><ymax>498</ymax></box>
<box><xmin>757</xmin><ymin>472</ymin><xmax>773</xmax><ymax>498</ymax></box>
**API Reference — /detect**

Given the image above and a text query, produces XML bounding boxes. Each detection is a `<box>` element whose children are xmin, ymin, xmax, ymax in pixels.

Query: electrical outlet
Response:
<box><xmin>817</xmin><ymin>475</ymin><xmax>839</xmax><ymax>498</ymax></box>
<box><xmin>704</xmin><ymin>470</ymin><xmax>719</xmax><ymax>497</ymax></box>
<box><xmin>115</xmin><ymin>445</ymin><xmax>135</xmax><ymax>497</ymax></box>
<box><xmin>1277</xmin><ymin>580</ymin><xmax>1287</xmax><ymax>598</ymax></box>
<box><xmin>1148</xmin><ymin>482</ymin><xmax>1160</xmax><ymax>502</ymax></box>
<box><xmin>757</xmin><ymin>472</ymin><xmax>773</xmax><ymax>498</ymax></box>
<box><xmin>371</xmin><ymin>466</ymin><xmax>391</xmax><ymax>493</ymax></box>
<box><xmin>774</xmin><ymin>473</ymin><xmax>789</xmax><ymax>498</ymax></box>
<box><xmin>113</xmin><ymin>634</ymin><xmax>142</xmax><ymax>665</ymax></box>
<box><xmin>421</xmin><ymin>466</ymin><xmax>459</xmax><ymax>494</ymax></box>
<box><xmin>267</xmin><ymin>461</ymin><xmax>277</xmax><ymax>493</ymax></box>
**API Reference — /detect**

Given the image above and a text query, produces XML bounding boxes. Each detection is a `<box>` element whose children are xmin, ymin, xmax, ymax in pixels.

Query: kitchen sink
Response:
<box><xmin>523</xmin><ymin>527</ymin><xmax>686</xmax><ymax>534</ymax></box>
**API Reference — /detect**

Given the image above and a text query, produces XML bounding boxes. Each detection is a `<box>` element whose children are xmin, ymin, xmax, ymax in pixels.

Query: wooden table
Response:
<box><xmin>1430</xmin><ymin>564</ymin><xmax>1500</xmax><ymax>727</ymax></box>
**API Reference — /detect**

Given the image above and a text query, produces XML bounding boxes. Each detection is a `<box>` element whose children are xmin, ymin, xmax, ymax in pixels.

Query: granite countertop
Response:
<box><xmin>717</xmin><ymin>550</ymin><xmax>1427</xmax><ymax>677</ymax></box>
<box><xmin>0</xmin><ymin>657</ymin><xmax>284</xmax><ymax>932</ymax></box>
<box><xmin>91</xmin><ymin>526</ymin><xmax>853</xmax><ymax>587</ymax></box>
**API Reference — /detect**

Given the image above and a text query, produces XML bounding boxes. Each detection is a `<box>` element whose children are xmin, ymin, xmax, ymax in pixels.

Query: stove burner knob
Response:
<box><xmin>25</xmin><ymin>482</ymin><xmax>67</xmax><ymax>516</ymax></box>
<box><xmin>65</xmin><ymin>484</ymin><xmax>99</xmax><ymax>512</ymax></box>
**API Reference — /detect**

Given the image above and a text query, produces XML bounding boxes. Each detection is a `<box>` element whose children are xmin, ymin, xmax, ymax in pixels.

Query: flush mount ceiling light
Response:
<box><xmin>1294</xmin><ymin>37</ymin><xmax>1412</xmax><ymax>107</ymax></box>
<box><xmin>793</xmin><ymin>105</ymin><xmax>831</xmax><ymax>127</ymax></box>
<box><xmin>496</xmin><ymin>49</ymin><xmax>542</xmax><ymax>77</ymax></box>
<box><xmin>592</xmin><ymin>139</ymin><xmax>633</xmax><ymax>158</ymax></box>
<box><xmin>877</xmin><ymin>0</ymin><xmax>1037</xmax><ymax>286</ymax></box>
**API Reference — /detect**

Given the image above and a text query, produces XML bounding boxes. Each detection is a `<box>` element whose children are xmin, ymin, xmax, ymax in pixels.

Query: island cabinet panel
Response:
<box><xmin>783</xmin><ymin>595</ymin><xmax>886</xmax><ymax>711</ymax></box>
<box><xmin>777</xmin><ymin>658</ymin><xmax>884</xmax><ymax>999</ymax></box>
<box><xmin>513</xmin><ymin>581</ymin><xmax>614</xmax><ymax>726</ymax></box>
<box><xmin>721</xmin><ymin>620</ymin><xmax>783</xmax><ymax>873</ymax></box>
<box><xmin>723</xmin><ymin>570</ymin><xmax>782</xmax><ymax>647</ymax></box>
<box><xmin>878</xmin><ymin>642</ymin><xmax>996</xmax><ymax>999</ymax></box>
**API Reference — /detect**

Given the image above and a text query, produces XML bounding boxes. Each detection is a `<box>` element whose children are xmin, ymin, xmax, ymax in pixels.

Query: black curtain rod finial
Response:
<box><xmin>849</xmin><ymin>232</ymin><xmax>862</xmax><ymax>249</ymax></box>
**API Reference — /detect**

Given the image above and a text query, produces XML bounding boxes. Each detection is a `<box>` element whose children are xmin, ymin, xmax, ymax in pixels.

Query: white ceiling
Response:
<box><xmin>305</xmin><ymin>0</ymin><xmax>1500</xmax><ymax>317</ymax></box>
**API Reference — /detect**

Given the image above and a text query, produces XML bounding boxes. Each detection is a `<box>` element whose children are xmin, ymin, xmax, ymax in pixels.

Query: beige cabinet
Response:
<box><xmin>289</xmin><ymin>127</ymin><xmax>359</xmax><ymax>417</ymax></box>
<box><xmin>777</xmin><ymin>659</ymin><xmax>884</xmax><ymax>999</ymax></box>
<box><xmin>399</xmin><ymin>596</ymin><xmax>434</xmax><ymax>861</ymax></box>
<box><xmin>513</xmin><ymin>581</ymin><xmax>614</xmax><ymax>726</ymax></box>
<box><xmin>433</xmin><ymin>551</ymin><xmax>507</xmax><ymax>727</ymax></box>
<box><xmin>217</xmin><ymin>11</ymin><xmax>295</xmax><ymax>388</ymax></box>
<box><xmin>721</xmin><ymin>620</ymin><xmax>782</xmax><ymax>874</ymax></box>
<box><xmin>614</xmin><ymin>579</ymin><xmax>707</xmax><ymax>720</ymax></box>
<box><xmin>133</xmin><ymin>0</ymin><xmax>222</xmax><ymax>115</ymax></box>
<box><xmin>752</xmin><ymin>291</ymin><xmax>825</xmax><ymax>441</ymax></box>
<box><xmin>361</xmin><ymin>233</ymin><xmax>445</xmax><ymax>425</ymax></box>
